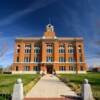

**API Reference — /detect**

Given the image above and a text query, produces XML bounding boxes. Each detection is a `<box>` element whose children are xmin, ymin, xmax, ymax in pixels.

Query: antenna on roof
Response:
<box><xmin>49</xmin><ymin>17</ymin><xmax>51</xmax><ymax>24</ymax></box>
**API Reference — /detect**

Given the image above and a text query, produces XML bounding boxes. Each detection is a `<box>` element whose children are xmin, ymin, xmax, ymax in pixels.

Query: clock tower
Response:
<box><xmin>43</xmin><ymin>24</ymin><xmax>56</xmax><ymax>38</ymax></box>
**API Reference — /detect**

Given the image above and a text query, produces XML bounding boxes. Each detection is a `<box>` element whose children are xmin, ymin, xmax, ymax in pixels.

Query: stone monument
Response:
<box><xmin>12</xmin><ymin>78</ymin><xmax>24</xmax><ymax>100</ymax></box>
<box><xmin>82</xmin><ymin>79</ymin><xmax>94</xmax><ymax>100</ymax></box>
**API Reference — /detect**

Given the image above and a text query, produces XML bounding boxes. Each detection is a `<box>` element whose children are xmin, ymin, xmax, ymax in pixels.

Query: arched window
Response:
<box><xmin>25</xmin><ymin>44</ymin><xmax>31</xmax><ymax>54</ymax></box>
<box><xmin>16</xmin><ymin>45</ymin><xmax>20</xmax><ymax>54</ymax></box>
<box><xmin>68</xmin><ymin>45</ymin><xmax>75</xmax><ymax>54</ymax></box>
<box><xmin>78</xmin><ymin>45</ymin><xmax>82</xmax><ymax>53</ymax></box>
<box><xmin>34</xmin><ymin>45</ymin><xmax>40</xmax><ymax>54</ymax></box>
<box><xmin>59</xmin><ymin>44</ymin><xmax>65</xmax><ymax>53</ymax></box>
<box><xmin>46</xmin><ymin>45</ymin><xmax>53</xmax><ymax>53</ymax></box>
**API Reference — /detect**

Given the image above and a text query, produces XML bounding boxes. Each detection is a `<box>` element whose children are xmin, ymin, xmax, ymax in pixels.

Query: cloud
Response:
<box><xmin>0</xmin><ymin>0</ymin><xmax>57</xmax><ymax>26</ymax></box>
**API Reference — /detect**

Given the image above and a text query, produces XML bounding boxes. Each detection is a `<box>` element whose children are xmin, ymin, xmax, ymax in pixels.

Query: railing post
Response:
<box><xmin>12</xmin><ymin>78</ymin><xmax>24</xmax><ymax>100</ymax></box>
<box><xmin>81</xmin><ymin>79</ymin><xmax>94</xmax><ymax>100</ymax></box>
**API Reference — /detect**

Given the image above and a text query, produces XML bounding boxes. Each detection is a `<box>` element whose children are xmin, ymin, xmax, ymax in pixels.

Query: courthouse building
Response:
<box><xmin>12</xmin><ymin>24</ymin><xmax>87</xmax><ymax>74</ymax></box>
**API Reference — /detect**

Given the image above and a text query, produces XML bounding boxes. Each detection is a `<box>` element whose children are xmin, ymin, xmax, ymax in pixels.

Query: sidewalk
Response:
<box><xmin>26</xmin><ymin>74</ymin><xmax>77</xmax><ymax>98</ymax></box>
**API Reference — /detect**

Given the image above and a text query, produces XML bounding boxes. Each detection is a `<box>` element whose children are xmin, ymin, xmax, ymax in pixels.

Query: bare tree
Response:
<box><xmin>0</xmin><ymin>42</ymin><xmax>9</xmax><ymax>58</ymax></box>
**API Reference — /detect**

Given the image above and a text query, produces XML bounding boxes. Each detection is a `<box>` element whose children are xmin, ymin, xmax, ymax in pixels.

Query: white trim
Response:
<box><xmin>12</xmin><ymin>71</ymin><xmax>37</xmax><ymax>74</ymax></box>
<box><xmin>12</xmin><ymin>71</ymin><xmax>87</xmax><ymax>74</ymax></box>
<box><xmin>14</xmin><ymin>62</ymin><xmax>85</xmax><ymax>64</ymax></box>
<box><xmin>56</xmin><ymin>71</ymin><xmax>87</xmax><ymax>74</ymax></box>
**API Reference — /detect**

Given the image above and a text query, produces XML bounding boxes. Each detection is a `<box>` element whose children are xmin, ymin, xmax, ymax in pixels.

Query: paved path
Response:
<box><xmin>24</xmin><ymin>98</ymin><xmax>80</xmax><ymax>100</ymax></box>
<box><xmin>26</xmin><ymin>74</ymin><xmax>77</xmax><ymax>98</ymax></box>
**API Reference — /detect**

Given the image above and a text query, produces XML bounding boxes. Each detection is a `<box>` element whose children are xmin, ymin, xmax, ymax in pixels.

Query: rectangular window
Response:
<box><xmin>16</xmin><ymin>49</ymin><xmax>20</xmax><ymax>54</ymax></box>
<box><xmin>46</xmin><ymin>49</ymin><xmax>53</xmax><ymax>53</ymax></box>
<box><xmin>24</xmin><ymin>66</ymin><xmax>30</xmax><ymax>71</ymax></box>
<box><xmin>70</xmin><ymin>66</ymin><xmax>76</xmax><ymax>71</ymax></box>
<box><xmin>59</xmin><ymin>45</ymin><xmax>65</xmax><ymax>53</ymax></box>
<box><xmin>24</xmin><ymin>57</ymin><xmax>30</xmax><ymax>62</ymax></box>
<box><xmin>59</xmin><ymin>57</ymin><xmax>65</xmax><ymax>62</ymax></box>
<box><xmin>68</xmin><ymin>57</ymin><xmax>75</xmax><ymax>62</ymax></box>
<box><xmin>34</xmin><ymin>48</ymin><xmax>40</xmax><ymax>54</ymax></box>
<box><xmin>25</xmin><ymin>49</ymin><xmax>31</xmax><ymax>54</ymax></box>
<box><xmin>46</xmin><ymin>57</ymin><xmax>53</xmax><ymax>62</ymax></box>
<box><xmin>33</xmin><ymin>66</ymin><xmax>40</xmax><ymax>71</ymax></box>
<box><xmin>79</xmin><ymin>49</ymin><xmax>82</xmax><ymax>53</ymax></box>
<box><xmin>59</xmin><ymin>49</ymin><xmax>65</xmax><ymax>53</ymax></box>
<box><xmin>79</xmin><ymin>56</ymin><xmax>82</xmax><ymax>62</ymax></box>
<box><xmin>16</xmin><ymin>66</ymin><xmax>19</xmax><ymax>71</ymax></box>
<box><xmin>16</xmin><ymin>57</ymin><xmax>19</xmax><ymax>62</ymax></box>
<box><xmin>59</xmin><ymin>66</ymin><xmax>66</xmax><ymax>71</ymax></box>
<box><xmin>34</xmin><ymin>57</ymin><xmax>39</xmax><ymax>62</ymax></box>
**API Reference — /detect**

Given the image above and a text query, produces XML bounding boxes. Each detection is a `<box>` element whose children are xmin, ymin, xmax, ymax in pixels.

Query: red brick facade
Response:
<box><xmin>12</xmin><ymin>24</ymin><xmax>87</xmax><ymax>74</ymax></box>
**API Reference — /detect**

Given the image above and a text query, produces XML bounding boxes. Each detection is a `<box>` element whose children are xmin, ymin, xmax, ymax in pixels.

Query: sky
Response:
<box><xmin>0</xmin><ymin>0</ymin><xmax>100</xmax><ymax>68</ymax></box>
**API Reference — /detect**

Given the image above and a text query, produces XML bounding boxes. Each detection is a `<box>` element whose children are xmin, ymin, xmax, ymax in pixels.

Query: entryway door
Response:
<box><xmin>47</xmin><ymin>65</ymin><xmax>53</xmax><ymax>74</ymax></box>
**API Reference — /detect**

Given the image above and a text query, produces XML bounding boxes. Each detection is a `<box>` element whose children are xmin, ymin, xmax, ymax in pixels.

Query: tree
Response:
<box><xmin>0</xmin><ymin>66</ymin><xmax>3</xmax><ymax>74</ymax></box>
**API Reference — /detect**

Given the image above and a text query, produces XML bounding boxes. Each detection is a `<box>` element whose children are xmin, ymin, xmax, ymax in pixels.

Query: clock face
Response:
<box><xmin>47</xmin><ymin>24</ymin><xmax>54</xmax><ymax>32</ymax></box>
<box><xmin>48</xmin><ymin>24</ymin><xmax>51</xmax><ymax>27</ymax></box>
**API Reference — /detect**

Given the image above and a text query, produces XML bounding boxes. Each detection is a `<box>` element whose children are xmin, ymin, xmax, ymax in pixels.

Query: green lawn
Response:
<box><xmin>58</xmin><ymin>72</ymin><xmax>100</xmax><ymax>100</ymax></box>
<box><xmin>0</xmin><ymin>74</ymin><xmax>40</xmax><ymax>94</ymax></box>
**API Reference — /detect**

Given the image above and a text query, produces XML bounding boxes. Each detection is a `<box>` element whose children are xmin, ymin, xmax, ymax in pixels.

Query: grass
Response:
<box><xmin>0</xmin><ymin>74</ymin><xmax>40</xmax><ymax>95</ymax></box>
<box><xmin>58</xmin><ymin>72</ymin><xmax>100</xmax><ymax>100</ymax></box>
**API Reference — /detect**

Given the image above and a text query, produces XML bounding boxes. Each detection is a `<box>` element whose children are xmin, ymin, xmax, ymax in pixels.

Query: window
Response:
<box><xmin>16</xmin><ymin>66</ymin><xmax>19</xmax><ymax>71</ymax></box>
<box><xmin>59</xmin><ymin>45</ymin><xmax>65</xmax><ymax>53</ymax></box>
<box><xmin>46</xmin><ymin>45</ymin><xmax>53</xmax><ymax>53</ymax></box>
<box><xmin>71</xmin><ymin>66</ymin><xmax>76</xmax><ymax>71</ymax></box>
<box><xmin>17</xmin><ymin>45</ymin><xmax>20</xmax><ymax>49</ymax></box>
<box><xmin>59</xmin><ymin>66</ymin><xmax>66</xmax><ymax>71</ymax></box>
<box><xmin>46</xmin><ymin>57</ymin><xmax>53</xmax><ymax>62</ymax></box>
<box><xmin>33</xmin><ymin>66</ymin><xmax>40</xmax><ymax>71</ymax></box>
<box><xmin>79</xmin><ymin>56</ymin><xmax>82</xmax><ymax>62</ymax></box>
<box><xmin>47</xmin><ymin>48</ymin><xmax>53</xmax><ymax>53</ymax></box>
<box><xmin>68</xmin><ymin>57</ymin><xmax>76</xmax><ymax>62</ymax></box>
<box><xmin>16</xmin><ymin>57</ymin><xmax>19</xmax><ymax>62</ymax></box>
<box><xmin>25</xmin><ymin>49</ymin><xmax>31</xmax><ymax>54</ymax></box>
<box><xmin>24</xmin><ymin>57</ymin><xmax>30</xmax><ymax>62</ymax></box>
<box><xmin>59</xmin><ymin>57</ymin><xmax>65</xmax><ymax>62</ymax></box>
<box><xmin>78</xmin><ymin>45</ymin><xmax>82</xmax><ymax>53</ymax></box>
<box><xmin>34</xmin><ymin>49</ymin><xmax>40</xmax><ymax>54</ymax></box>
<box><xmin>68</xmin><ymin>45</ymin><xmax>75</xmax><ymax>54</ymax></box>
<box><xmin>69</xmin><ymin>66</ymin><xmax>76</xmax><ymax>71</ymax></box>
<box><xmin>34</xmin><ymin>45</ymin><xmax>40</xmax><ymax>54</ymax></box>
<box><xmin>68</xmin><ymin>57</ymin><xmax>71</xmax><ymax>62</ymax></box>
<box><xmin>25</xmin><ymin>44</ymin><xmax>31</xmax><ymax>49</ymax></box>
<box><xmin>16</xmin><ymin>49</ymin><xmax>20</xmax><ymax>54</ymax></box>
<box><xmin>24</xmin><ymin>66</ymin><xmax>30</xmax><ymax>71</ymax></box>
<box><xmin>17</xmin><ymin>45</ymin><xmax>20</xmax><ymax>47</ymax></box>
<box><xmin>34</xmin><ymin>57</ymin><xmax>39</xmax><ymax>62</ymax></box>
<box><xmin>25</xmin><ymin>44</ymin><xmax>31</xmax><ymax>54</ymax></box>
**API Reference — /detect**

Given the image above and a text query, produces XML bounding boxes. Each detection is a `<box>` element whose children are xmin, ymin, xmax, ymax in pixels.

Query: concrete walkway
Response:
<box><xmin>26</xmin><ymin>74</ymin><xmax>77</xmax><ymax>98</ymax></box>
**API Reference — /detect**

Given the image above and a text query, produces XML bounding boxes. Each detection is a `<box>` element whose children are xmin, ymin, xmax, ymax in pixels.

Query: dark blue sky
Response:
<box><xmin>0</xmin><ymin>0</ymin><xmax>100</xmax><ymax>67</ymax></box>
